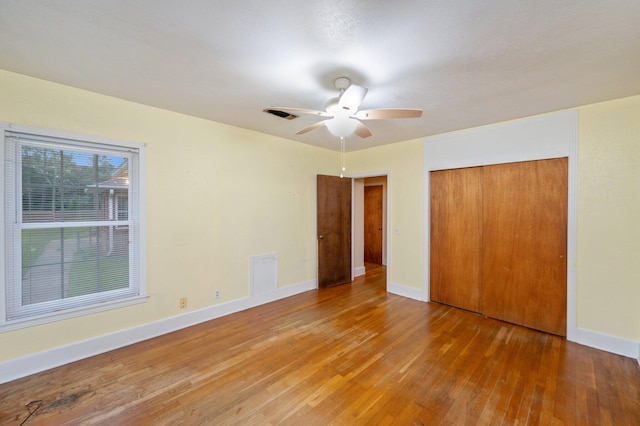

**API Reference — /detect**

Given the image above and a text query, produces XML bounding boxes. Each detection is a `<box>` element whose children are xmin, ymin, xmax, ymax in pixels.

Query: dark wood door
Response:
<box><xmin>364</xmin><ymin>185</ymin><xmax>383</xmax><ymax>264</ymax></box>
<box><xmin>482</xmin><ymin>158</ymin><xmax>567</xmax><ymax>336</ymax></box>
<box><xmin>317</xmin><ymin>175</ymin><xmax>352</xmax><ymax>288</ymax></box>
<box><xmin>430</xmin><ymin>167</ymin><xmax>483</xmax><ymax>313</ymax></box>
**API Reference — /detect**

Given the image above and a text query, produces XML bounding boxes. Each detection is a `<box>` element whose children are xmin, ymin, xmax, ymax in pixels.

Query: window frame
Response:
<box><xmin>0</xmin><ymin>122</ymin><xmax>147</xmax><ymax>332</ymax></box>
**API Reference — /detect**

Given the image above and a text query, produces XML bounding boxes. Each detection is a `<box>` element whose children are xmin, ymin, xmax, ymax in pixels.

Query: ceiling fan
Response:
<box><xmin>268</xmin><ymin>77</ymin><xmax>422</xmax><ymax>138</ymax></box>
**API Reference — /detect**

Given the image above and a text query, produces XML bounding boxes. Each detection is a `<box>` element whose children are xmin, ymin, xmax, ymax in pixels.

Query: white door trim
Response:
<box><xmin>349</xmin><ymin>170</ymin><xmax>391</xmax><ymax>291</ymax></box>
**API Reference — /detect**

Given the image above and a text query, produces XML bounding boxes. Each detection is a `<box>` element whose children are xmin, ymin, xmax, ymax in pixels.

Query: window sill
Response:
<box><xmin>0</xmin><ymin>295</ymin><xmax>148</xmax><ymax>333</ymax></box>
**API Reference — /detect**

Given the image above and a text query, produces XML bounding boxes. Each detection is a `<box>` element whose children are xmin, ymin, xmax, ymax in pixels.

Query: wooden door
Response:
<box><xmin>430</xmin><ymin>167</ymin><xmax>484</xmax><ymax>313</ymax></box>
<box><xmin>364</xmin><ymin>185</ymin><xmax>383</xmax><ymax>264</ymax></box>
<box><xmin>429</xmin><ymin>158</ymin><xmax>568</xmax><ymax>336</ymax></box>
<box><xmin>482</xmin><ymin>158</ymin><xmax>567</xmax><ymax>335</ymax></box>
<box><xmin>317</xmin><ymin>175</ymin><xmax>352</xmax><ymax>288</ymax></box>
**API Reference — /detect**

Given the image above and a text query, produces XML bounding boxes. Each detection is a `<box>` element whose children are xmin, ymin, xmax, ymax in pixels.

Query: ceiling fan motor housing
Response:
<box><xmin>334</xmin><ymin>77</ymin><xmax>351</xmax><ymax>90</ymax></box>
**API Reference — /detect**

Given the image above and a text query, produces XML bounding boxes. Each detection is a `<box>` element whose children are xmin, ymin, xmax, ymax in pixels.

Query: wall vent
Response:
<box><xmin>250</xmin><ymin>253</ymin><xmax>278</xmax><ymax>297</ymax></box>
<box><xmin>263</xmin><ymin>109</ymin><xmax>298</xmax><ymax>120</ymax></box>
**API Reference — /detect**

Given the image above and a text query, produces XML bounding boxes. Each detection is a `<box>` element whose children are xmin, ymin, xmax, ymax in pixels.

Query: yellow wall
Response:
<box><xmin>347</xmin><ymin>139</ymin><xmax>424</xmax><ymax>290</ymax></box>
<box><xmin>1</xmin><ymin>68</ymin><xmax>638</xmax><ymax>365</ymax></box>
<box><xmin>577</xmin><ymin>95</ymin><xmax>640</xmax><ymax>340</ymax></box>
<box><xmin>0</xmin><ymin>69</ymin><xmax>339</xmax><ymax>361</ymax></box>
<box><xmin>348</xmin><ymin>96</ymin><xmax>640</xmax><ymax>342</ymax></box>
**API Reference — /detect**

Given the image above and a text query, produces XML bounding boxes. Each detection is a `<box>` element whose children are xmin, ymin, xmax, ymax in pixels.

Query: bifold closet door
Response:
<box><xmin>482</xmin><ymin>158</ymin><xmax>567</xmax><ymax>336</ymax></box>
<box><xmin>430</xmin><ymin>167</ymin><xmax>483</xmax><ymax>313</ymax></box>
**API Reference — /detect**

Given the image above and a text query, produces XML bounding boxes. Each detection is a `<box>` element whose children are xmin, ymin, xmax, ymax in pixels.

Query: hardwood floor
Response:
<box><xmin>1</xmin><ymin>263</ymin><xmax>639</xmax><ymax>425</ymax></box>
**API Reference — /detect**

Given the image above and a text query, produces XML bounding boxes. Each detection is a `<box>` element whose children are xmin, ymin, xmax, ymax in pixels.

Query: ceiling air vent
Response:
<box><xmin>263</xmin><ymin>109</ymin><xmax>298</xmax><ymax>120</ymax></box>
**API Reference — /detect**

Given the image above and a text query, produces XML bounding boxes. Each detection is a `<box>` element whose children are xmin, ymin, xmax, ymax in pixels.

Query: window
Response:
<box><xmin>116</xmin><ymin>195</ymin><xmax>128</xmax><ymax>221</ymax></box>
<box><xmin>1</xmin><ymin>124</ymin><xmax>146</xmax><ymax>330</ymax></box>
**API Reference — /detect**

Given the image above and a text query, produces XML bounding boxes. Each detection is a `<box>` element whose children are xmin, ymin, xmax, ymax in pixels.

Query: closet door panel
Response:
<box><xmin>430</xmin><ymin>167</ymin><xmax>483</xmax><ymax>313</ymax></box>
<box><xmin>482</xmin><ymin>158</ymin><xmax>567</xmax><ymax>335</ymax></box>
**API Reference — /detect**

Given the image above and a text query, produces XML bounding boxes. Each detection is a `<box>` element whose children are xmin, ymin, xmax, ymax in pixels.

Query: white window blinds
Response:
<box><xmin>2</xmin><ymin>128</ymin><xmax>145</xmax><ymax>327</ymax></box>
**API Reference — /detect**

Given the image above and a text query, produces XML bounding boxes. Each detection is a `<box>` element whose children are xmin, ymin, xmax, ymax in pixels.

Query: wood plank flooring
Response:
<box><xmin>1</xmin><ymin>263</ymin><xmax>639</xmax><ymax>425</ymax></box>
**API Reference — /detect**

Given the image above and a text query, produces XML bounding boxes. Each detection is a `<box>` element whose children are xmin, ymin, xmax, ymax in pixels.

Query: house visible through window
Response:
<box><xmin>2</xmin><ymin>125</ymin><xmax>146</xmax><ymax>329</ymax></box>
<box><xmin>116</xmin><ymin>196</ymin><xmax>128</xmax><ymax>221</ymax></box>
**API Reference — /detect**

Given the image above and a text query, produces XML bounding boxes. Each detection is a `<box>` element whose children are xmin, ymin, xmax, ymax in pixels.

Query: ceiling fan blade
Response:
<box><xmin>355</xmin><ymin>108</ymin><xmax>423</xmax><ymax>120</ymax></box>
<box><xmin>296</xmin><ymin>120</ymin><xmax>326</xmax><ymax>135</ymax></box>
<box><xmin>269</xmin><ymin>107</ymin><xmax>331</xmax><ymax>117</ymax></box>
<box><xmin>338</xmin><ymin>85</ymin><xmax>368</xmax><ymax>111</ymax></box>
<box><xmin>354</xmin><ymin>121</ymin><xmax>372</xmax><ymax>138</ymax></box>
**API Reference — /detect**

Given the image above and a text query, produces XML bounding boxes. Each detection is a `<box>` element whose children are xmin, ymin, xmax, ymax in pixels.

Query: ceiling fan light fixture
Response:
<box><xmin>325</xmin><ymin>114</ymin><xmax>358</xmax><ymax>137</ymax></box>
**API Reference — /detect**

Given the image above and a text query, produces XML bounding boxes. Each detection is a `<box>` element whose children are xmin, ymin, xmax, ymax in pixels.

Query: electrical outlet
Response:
<box><xmin>215</xmin><ymin>290</ymin><xmax>221</xmax><ymax>299</ymax></box>
<box><xmin>179</xmin><ymin>297</ymin><xmax>187</xmax><ymax>308</ymax></box>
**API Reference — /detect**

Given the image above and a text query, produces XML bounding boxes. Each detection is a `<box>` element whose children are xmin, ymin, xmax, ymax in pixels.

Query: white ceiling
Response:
<box><xmin>1</xmin><ymin>1</ymin><xmax>639</xmax><ymax>152</ymax></box>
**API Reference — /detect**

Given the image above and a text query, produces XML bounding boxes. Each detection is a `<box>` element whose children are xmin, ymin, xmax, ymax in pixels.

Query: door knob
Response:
<box><xmin>318</xmin><ymin>235</ymin><xmax>324</xmax><ymax>240</ymax></box>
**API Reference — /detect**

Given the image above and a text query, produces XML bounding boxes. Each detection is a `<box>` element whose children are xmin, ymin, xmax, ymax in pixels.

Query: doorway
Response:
<box><xmin>316</xmin><ymin>172</ymin><xmax>390</xmax><ymax>291</ymax></box>
<box><xmin>364</xmin><ymin>185</ymin><xmax>383</xmax><ymax>264</ymax></box>
<box><xmin>353</xmin><ymin>174</ymin><xmax>388</xmax><ymax>279</ymax></box>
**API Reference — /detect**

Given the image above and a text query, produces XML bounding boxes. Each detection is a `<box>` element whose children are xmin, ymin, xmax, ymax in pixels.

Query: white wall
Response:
<box><xmin>353</xmin><ymin>179</ymin><xmax>365</xmax><ymax>276</ymax></box>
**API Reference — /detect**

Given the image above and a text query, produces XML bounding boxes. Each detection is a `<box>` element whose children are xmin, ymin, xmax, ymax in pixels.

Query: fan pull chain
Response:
<box><xmin>340</xmin><ymin>136</ymin><xmax>345</xmax><ymax>178</ymax></box>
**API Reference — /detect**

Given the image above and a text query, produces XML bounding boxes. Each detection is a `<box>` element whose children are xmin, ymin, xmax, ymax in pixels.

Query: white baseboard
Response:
<box><xmin>573</xmin><ymin>327</ymin><xmax>640</xmax><ymax>360</ymax></box>
<box><xmin>354</xmin><ymin>266</ymin><xmax>366</xmax><ymax>277</ymax></box>
<box><xmin>0</xmin><ymin>279</ymin><xmax>317</xmax><ymax>385</ymax></box>
<box><xmin>387</xmin><ymin>281</ymin><xmax>424</xmax><ymax>301</ymax></box>
<box><xmin>4</xmin><ymin>279</ymin><xmax>637</xmax><ymax>385</ymax></box>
